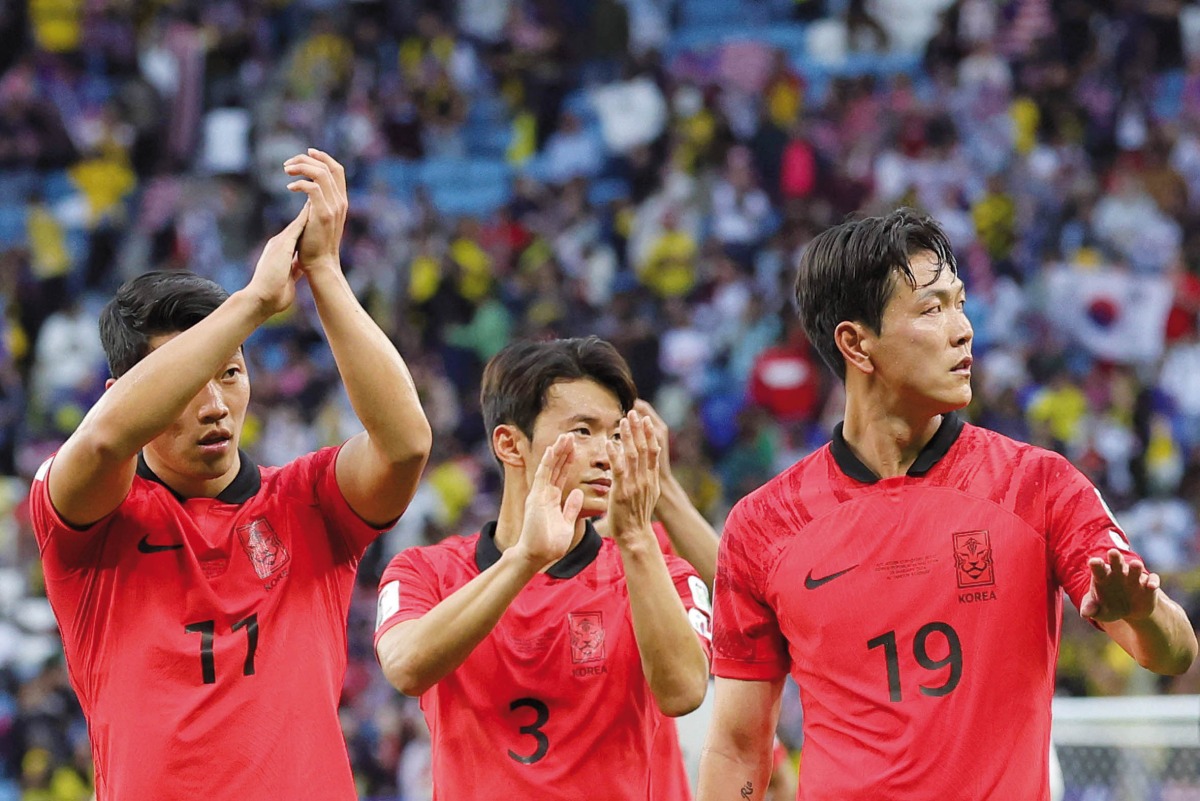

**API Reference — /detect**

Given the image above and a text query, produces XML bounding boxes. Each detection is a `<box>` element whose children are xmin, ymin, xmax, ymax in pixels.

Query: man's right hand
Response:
<box><xmin>512</xmin><ymin>434</ymin><xmax>585</xmax><ymax>571</ymax></box>
<box><xmin>245</xmin><ymin>203</ymin><xmax>310</xmax><ymax>319</ymax></box>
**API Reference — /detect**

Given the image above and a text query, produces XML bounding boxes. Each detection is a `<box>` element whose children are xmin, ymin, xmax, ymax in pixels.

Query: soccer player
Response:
<box><xmin>697</xmin><ymin>208</ymin><xmax>1197</xmax><ymax>801</ymax></box>
<box><xmin>374</xmin><ymin>338</ymin><xmax>712</xmax><ymax>800</ymax></box>
<box><xmin>30</xmin><ymin>150</ymin><xmax>431</xmax><ymax>800</ymax></box>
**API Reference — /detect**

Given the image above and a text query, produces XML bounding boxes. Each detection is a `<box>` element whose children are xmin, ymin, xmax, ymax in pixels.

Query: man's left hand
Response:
<box><xmin>1079</xmin><ymin>549</ymin><xmax>1161</xmax><ymax>622</ymax></box>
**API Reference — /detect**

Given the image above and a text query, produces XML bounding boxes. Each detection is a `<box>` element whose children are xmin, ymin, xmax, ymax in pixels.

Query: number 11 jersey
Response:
<box><xmin>31</xmin><ymin>447</ymin><xmax>383</xmax><ymax>801</ymax></box>
<box><xmin>712</xmin><ymin>413</ymin><xmax>1141</xmax><ymax>800</ymax></box>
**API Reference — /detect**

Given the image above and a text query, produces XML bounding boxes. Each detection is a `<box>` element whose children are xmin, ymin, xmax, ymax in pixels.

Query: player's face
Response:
<box><xmin>141</xmin><ymin>333</ymin><xmax>251</xmax><ymax>494</ymax></box>
<box><xmin>525</xmin><ymin>379</ymin><xmax>623</xmax><ymax>519</ymax></box>
<box><xmin>868</xmin><ymin>251</ymin><xmax>973</xmax><ymax>414</ymax></box>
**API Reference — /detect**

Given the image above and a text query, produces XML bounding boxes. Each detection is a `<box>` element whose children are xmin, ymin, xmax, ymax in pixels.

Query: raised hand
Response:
<box><xmin>283</xmin><ymin>148</ymin><xmax>348</xmax><ymax>273</ymax></box>
<box><xmin>514</xmin><ymin>433</ymin><xmax>586</xmax><ymax>570</ymax></box>
<box><xmin>245</xmin><ymin>203</ymin><xmax>309</xmax><ymax>318</ymax></box>
<box><xmin>1079</xmin><ymin>549</ymin><xmax>1161</xmax><ymax>622</ymax></box>
<box><xmin>633</xmin><ymin>399</ymin><xmax>673</xmax><ymax>485</ymax></box>
<box><xmin>605</xmin><ymin>409</ymin><xmax>661</xmax><ymax>543</ymax></box>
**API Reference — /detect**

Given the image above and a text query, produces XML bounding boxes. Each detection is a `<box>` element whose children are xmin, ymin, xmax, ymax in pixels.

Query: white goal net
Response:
<box><xmin>1052</xmin><ymin>695</ymin><xmax>1200</xmax><ymax>801</ymax></box>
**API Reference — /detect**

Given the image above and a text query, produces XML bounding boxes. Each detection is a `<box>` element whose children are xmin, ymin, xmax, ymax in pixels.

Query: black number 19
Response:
<box><xmin>185</xmin><ymin>614</ymin><xmax>259</xmax><ymax>685</ymax></box>
<box><xmin>867</xmin><ymin>621</ymin><xmax>962</xmax><ymax>702</ymax></box>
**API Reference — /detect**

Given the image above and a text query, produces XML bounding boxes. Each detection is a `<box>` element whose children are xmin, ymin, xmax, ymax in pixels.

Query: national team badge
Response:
<box><xmin>237</xmin><ymin>518</ymin><xmax>291</xmax><ymax>580</ymax></box>
<box><xmin>952</xmin><ymin>530</ymin><xmax>995</xmax><ymax>588</ymax></box>
<box><xmin>568</xmin><ymin>612</ymin><xmax>605</xmax><ymax>664</ymax></box>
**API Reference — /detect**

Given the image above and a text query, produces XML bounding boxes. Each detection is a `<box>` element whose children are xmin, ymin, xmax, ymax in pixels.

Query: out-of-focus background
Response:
<box><xmin>0</xmin><ymin>0</ymin><xmax>1198</xmax><ymax>799</ymax></box>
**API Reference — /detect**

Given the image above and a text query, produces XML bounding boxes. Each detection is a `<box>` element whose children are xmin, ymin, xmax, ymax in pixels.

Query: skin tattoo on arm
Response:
<box><xmin>741</xmin><ymin>781</ymin><xmax>753</xmax><ymax>799</ymax></box>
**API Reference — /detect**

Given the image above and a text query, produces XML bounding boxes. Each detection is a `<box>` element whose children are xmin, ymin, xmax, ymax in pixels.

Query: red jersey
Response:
<box><xmin>375</xmin><ymin>521</ymin><xmax>713</xmax><ymax>800</ymax></box>
<box><xmin>31</xmin><ymin>447</ymin><xmax>383</xmax><ymax>801</ymax></box>
<box><xmin>712</xmin><ymin>414</ymin><xmax>1141</xmax><ymax>801</ymax></box>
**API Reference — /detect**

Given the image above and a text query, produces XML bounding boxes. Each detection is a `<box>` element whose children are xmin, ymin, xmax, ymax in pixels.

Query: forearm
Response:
<box><xmin>378</xmin><ymin>550</ymin><xmax>540</xmax><ymax>695</ymax></box>
<box><xmin>697</xmin><ymin>746</ymin><xmax>772</xmax><ymax>801</ymax></box>
<box><xmin>306</xmin><ymin>265</ymin><xmax>430</xmax><ymax>462</ymax></box>
<box><xmin>1109</xmin><ymin>591</ymin><xmax>1198</xmax><ymax>675</ymax></box>
<box><xmin>617</xmin><ymin>531</ymin><xmax>709</xmax><ymax>716</ymax></box>
<box><xmin>77</xmin><ymin>290</ymin><xmax>268</xmax><ymax>458</ymax></box>
<box><xmin>655</xmin><ymin>477</ymin><xmax>718</xmax><ymax>586</ymax></box>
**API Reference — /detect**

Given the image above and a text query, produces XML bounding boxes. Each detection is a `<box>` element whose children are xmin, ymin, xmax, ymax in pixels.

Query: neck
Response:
<box><xmin>841</xmin><ymin>386</ymin><xmax>944</xmax><ymax>479</ymax></box>
<box><xmin>141</xmin><ymin>451</ymin><xmax>242</xmax><ymax>499</ymax></box>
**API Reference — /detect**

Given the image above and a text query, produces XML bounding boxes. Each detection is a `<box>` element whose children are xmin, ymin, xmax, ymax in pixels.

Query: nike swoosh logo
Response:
<box><xmin>137</xmin><ymin>535</ymin><xmax>184</xmax><ymax>554</ymax></box>
<box><xmin>804</xmin><ymin>564</ymin><xmax>858</xmax><ymax>590</ymax></box>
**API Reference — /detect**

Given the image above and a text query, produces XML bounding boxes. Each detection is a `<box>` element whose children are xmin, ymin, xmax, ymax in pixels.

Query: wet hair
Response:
<box><xmin>481</xmin><ymin>337</ymin><xmax>637</xmax><ymax>449</ymax></box>
<box><xmin>99</xmin><ymin>271</ymin><xmax>230</xmax><ymax>378</ymax></box>
<box><xmin>793</xmin><ymin>207</ymin><xmax>957</xmax><ymax>380</ymax></box>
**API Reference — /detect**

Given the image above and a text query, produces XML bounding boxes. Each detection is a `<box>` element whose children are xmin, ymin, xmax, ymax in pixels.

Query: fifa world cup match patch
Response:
<box><xmin>376</xmin><ymin>581</ymin><xmax>400</xmax><ymax>631</ymax></box>
<box><xmin>688</xmin><ymin>607</ymin><xmax>712</xmax><ymax>641</ymax></box>
<box><xmin>688</xmin><ymin>575</ymin><xmax>712</xmax><ymax>614</ymax></box>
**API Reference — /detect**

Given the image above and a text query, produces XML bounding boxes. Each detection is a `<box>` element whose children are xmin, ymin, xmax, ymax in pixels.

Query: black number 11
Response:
<box><xmin>185</xmin><ymin>614</ymin><xmax>259</xmax><ymax>685</ymax></box>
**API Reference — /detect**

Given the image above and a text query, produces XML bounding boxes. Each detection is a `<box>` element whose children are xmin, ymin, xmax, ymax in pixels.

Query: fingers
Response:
<box><xmin>633</xmin><ymin>399</ymin><xmax>668</xmax><ymax>442</ymax></box>
<box><xmin>306</xmin><ymin>147</ymin><xmax>348</xmax><ymax>193</ymax></box>
<box><xmin>561</xmin><ymin>488</ymin><xmax>584</xmax><ymax>525</ymax></box>
<box><xmin>1088</xmin><ymin>556</ymin><xmax>1110</xmax><ymax>583</ymax></box>
<box><xmin>641</xmin><ymin>414</ymin><xmax>660</xmax><ymax>476</ymax></box>
<box><xmin>548</xmin><ymin>433</ymin><xmax>574</xmax><ymax>489</ymax></box>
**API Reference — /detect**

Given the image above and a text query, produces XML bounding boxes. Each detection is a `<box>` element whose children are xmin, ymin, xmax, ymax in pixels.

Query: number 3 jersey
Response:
<box><xmin>30</xmin><ymin>446</ymin><xmax>384</xmax><ymax>801</ymax></box>
<box><xmin>712</xmin><ymin>413</ymin><xmax>1142</xmax><ymax>801</ymax></box>
<box><xmin>374</xmin><ymin>521</ymin><xmax>713</xmax><ymax>801</ymax></box>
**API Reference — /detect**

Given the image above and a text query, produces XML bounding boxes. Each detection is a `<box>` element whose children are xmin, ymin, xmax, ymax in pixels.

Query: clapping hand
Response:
<box><xmin>605</xmin><ymin>409</ymin><xmax>661</xmax><ymax>544</ymax></box>
<box><xmin>283</xmin><ymin>149</ymin><xmax>348</xmax><ymax>273</ymax></box>
<box><xmin>514</xmin><ymin>434</ymin><xmax>586</xmax><ymax>571</ymax></box>
<box><xmin>245</xmin><ymin>203</ymin><xmax>309</xmax><ymax>318</ymax></box>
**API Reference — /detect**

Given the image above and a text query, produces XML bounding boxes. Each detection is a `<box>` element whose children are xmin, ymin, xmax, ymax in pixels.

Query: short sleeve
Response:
<box><xmin>28</xmin><ymin>455</ymin><xmax>108</xmax><ymax>568</ymax></box>
<box><xmin>664</xmin><ymin>553</ymin><xmax>712</xmax><ymax>663</ymax></box>
<box><xmin>287</xmin><ymin>445</ymin><xmax>391</xmax><ymax>560</ymax></box>
<box><xmin>1045</xmin><ymin>454</ymin><xmax>1142</xmax><ymax>611</ymax></box>
<box><xmin>373</xmin><ymin>548</ymin><xmax>443</xmax><ymax>648</ymax></box>
<box><xmin>711</xmin><ymin>501</ymin><xmax>790</xmax><ymax>681</ymax></box>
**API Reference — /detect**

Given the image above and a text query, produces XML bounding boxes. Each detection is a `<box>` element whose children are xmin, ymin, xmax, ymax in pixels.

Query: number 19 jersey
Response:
<box><xmin>375</xmin><ymin>521</ymin><xmax>713</xmax><ymax>800</ymax></box>
<box><xmin>712</xmin><ymin>414</ymin><xmax>1141</xmax><ymax>800</ymax></box>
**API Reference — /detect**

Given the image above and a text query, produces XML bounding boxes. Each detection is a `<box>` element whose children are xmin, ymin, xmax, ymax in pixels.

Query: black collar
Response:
<box><xmin>474</xmin><ymin>519</ymin><xmax>603</xmax><ymax>579</ymax></box>
<box><xmin>136</xmin><ymin>449</ymin><xmax>262</xmax><ymax>504</ymax></box>
<box><xmin>830</xmin><ymin>412</ymin><xmax>964</xmax><ymax>484</ymax></box>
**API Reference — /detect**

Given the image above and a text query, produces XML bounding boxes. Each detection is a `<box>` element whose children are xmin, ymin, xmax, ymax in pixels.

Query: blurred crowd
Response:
<box><xmin>0</xmin><ymin>0</ymin><xmax>1198</xmax><ymax>797</ymax></box>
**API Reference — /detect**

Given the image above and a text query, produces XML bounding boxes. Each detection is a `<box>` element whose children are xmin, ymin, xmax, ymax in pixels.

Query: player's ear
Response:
<box><xmin>492</xmin><ymin>424</ymin><xmax>526</xmax><ymax>470</ymax></box>
<box><xmin>834</xmin><ymin>320</ymin><xmax>875</xmax><ymax>376</ymax></box>
<box><xmin>104</xmin><ymin>377</ymin><xmax>116</xmax><ymax>391</ymax></box>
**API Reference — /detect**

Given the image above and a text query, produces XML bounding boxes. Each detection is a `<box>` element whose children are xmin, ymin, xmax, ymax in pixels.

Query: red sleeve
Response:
<box><xmin>287</xmin><ymin>445</ymin><xmax>391</xmax><ymax>560</ymax></box>
<box><xmin>711</xmin><ymin>501</ymin><xmax>790</xmax><ymax>681</ymax></box>
<box><xmin>665</xmin><ymin>552</ymin><xmax>712</xmax><ymax>663</ymax></box>
<box><xmin>373</xmin><ymin>547</ymin><xmax>443</xmax><ymax>648</ymax></box>
<box><xmin>28</xmin><ymin>455</ymin><xmax>109</xmax><ymax>568</ymax></box>
<box><xmin>1044</xmin><ymin>453</ymin><xmax>1142</xmax><ymax>610</ymax></box>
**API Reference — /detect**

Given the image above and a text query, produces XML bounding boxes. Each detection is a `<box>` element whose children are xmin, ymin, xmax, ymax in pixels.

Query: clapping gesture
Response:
<box><xmin>605</xmin><ymin>409</ymin><xmax>662</xmax><ymax>543</ymax></box>
<box><xmin>515</xmin><ymin>434</ymin><xmax>586</xmax><ymax>571</ymax></box>
<box><xmin>245</xmin><ymin>203</ymin><xmax>310</xmax><ymax>318</ymax></box>
<box><xmin>284</xmin><ymin>148</ymin><xmax>348</xmax><ymax>273</ymax></box>
<box><xmin>1079</xmin><ymin>549</ymin><xmax>1161</xmax><ymax>622</ymax></box>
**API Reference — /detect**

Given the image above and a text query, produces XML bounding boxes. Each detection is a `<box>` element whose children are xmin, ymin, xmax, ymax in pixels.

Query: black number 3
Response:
<box><xmin>508</xmin><ymin>697</ymin><xmax>550</xmax><ymax>764</ymax></box>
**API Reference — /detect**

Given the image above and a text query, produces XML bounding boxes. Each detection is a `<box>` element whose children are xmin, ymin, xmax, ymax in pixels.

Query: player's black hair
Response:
<box><xmin>794</xmin><ymin>207</ymin><xmax>957</xmax><ymax>381</ymax></box>
<box><xmin>99</xmin><ymin>271</ymin><xmax>230</xmax><ymax>379</ymax></box>
<box><xmin>481</xmin><ymin>337</ymin><xmax>637</xmax><ymax>453</ymax></box>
